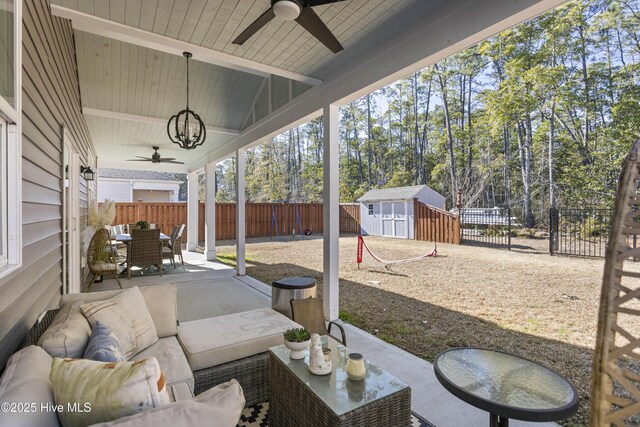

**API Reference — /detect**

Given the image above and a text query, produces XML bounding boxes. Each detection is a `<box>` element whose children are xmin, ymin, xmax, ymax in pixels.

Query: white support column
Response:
<box><xmin>236</xmin><ymin>149</ymin><xmax>246</xmax><ymax>276</ymax></box>
<box><xmin>205</xmin><ymin>162</ymin><xmax>216</xmax><ymax>261</ymax></box>
<box><xmin>323</xmin><ymin>103</ymin><xmax>340</xmax><ymax>321</ymax></box>
<box><xmin>186</xmin><ymin>172</ymin><xmax>198</xmax><ymax>251</ymax></box>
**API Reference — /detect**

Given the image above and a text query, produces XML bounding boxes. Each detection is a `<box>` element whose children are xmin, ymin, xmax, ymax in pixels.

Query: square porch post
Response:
<box><xmin>205</xmin><ymin>162</ymin><xmax>216</xmax><ymax>261</ymax></box>
<box><xmin>323</xmin><ymin>103</ymin><xmax>339</xmax><ymax>321</ymax></box>
<box><xmin>186</xmin><ymin>171</ymin><xmax>198</xmax><ymax>251</ymax></box>
<box><xmin>236</xmin><ymin>149</ymin><xmax>246</xmax><ymax>275</ymax></box>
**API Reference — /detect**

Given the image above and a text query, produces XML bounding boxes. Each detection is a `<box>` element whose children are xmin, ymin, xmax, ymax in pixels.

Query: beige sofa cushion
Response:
<box><xmin>37</xmin><ymin>300</ymin><xmax>91</xmax><ymax>358</ymax></box>
<box><xmin>61</xmin><ymin>284</ymin><xmax>178</xmax><ymax>337</ymax></box>
<box><xmin>0</xmin><ymin>346</ymin><xmax>58</xmax><ymax>427</ymax></box>
<box><xmin>167</xmin><ymin>382</ymin><xmax>194</xmax><ymax>402</ymax></box>
<box><xmin>178</xmin><ymin>308</ymin><xmax>301</xmax><ymax>371</ymax></box>
<box><xmin>50</xmin><ymin>357</ymin><xmax>170</xmax><ymax>427</ymax></box>
<box><xmin>131</xmin><ymin>336</ymin><xmax>194</xmax><ymax>390</ymax></box>
<box><xmin>81</xmin><ymin>287</ymin><xmax>158</xmax><ymax>358</ymax></box>
<box><xmin>88</xmin><ymin>379</ymin><xmax>245</xmax><ymax>427</ymax></box>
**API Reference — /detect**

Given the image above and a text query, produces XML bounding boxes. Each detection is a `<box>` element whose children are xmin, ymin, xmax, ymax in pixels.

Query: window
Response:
<box><xmin>0</xmin><ymin>0</ymin><xmax>21</xmax><ymax>276</ymax></box>
<box><xmin>368</xmin><ymin>204</ymin><xmax>374</xmax><ymax>215</ymax></box>
<box><xmin>0</xmin><ymin>1</ymin><xmax>15</xmax><ymax>109</ymax></box>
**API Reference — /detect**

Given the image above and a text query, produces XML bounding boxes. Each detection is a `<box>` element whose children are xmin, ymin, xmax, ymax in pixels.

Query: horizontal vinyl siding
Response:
<box><xmin>97</xmin><ymin>181</ymin><xmax>132</xmax><ymax>202</ymax></box>
<box><xmin>0</xmin><ymin>0</ymin><xmax>96</xmax><ymax>369</ymax></box>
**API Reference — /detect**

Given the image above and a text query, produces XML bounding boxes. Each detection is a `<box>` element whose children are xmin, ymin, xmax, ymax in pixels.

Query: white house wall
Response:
<box><xmin>97</xmin><ymin>180</ymin><xmax>131</xmax><ymax>202</ymax></box>
<box><xmin>98</xmin><ymin>179</ymin><xmax>181</xmax><ymax>203</ymax></box>
<box><xmin>0</xmin><ymin>0</ymin><xmax>96</xmax><ymax>369</ymax></box>
<box><xmin>132</xmin><ymin>189</ymin><xmax>173</xmax><ymax>203</ymax></box>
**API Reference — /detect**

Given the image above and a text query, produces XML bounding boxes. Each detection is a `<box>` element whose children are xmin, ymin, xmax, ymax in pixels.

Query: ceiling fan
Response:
<box><xmin>232</xmin><ymin>0</ymin><xmax>347</xmax><ymax>54</ymax></box>
<box><xmin>127</xmin><ymin>146</ymin><xmax>184</xmax><ymax>164</ymax></box>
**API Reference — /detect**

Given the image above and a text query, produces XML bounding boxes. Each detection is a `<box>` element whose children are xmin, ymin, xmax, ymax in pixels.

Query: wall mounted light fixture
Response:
<box><xmin>80</xmin><ymin>166</ymin><xmax>95</xmax><ymax>181</ymax></box>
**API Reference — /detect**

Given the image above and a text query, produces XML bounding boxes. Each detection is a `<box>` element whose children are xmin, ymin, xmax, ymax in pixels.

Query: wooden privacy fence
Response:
<box><xmin>105</xmin><ymin>202</ymin><xmax>361</xmax><ymax>241</ymax></box>
<box><xmin>413</xmin><ymin>201</ymin><xmax>460</xmax><ymax>244</ymax></box>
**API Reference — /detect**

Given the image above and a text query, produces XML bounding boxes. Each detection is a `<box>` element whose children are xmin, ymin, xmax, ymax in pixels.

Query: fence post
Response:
<box><xmin>454</xmin><ymin>190</ymin><xmax>462</xmax><ymax>244</ymax></box>
<box><xmin>549</xmin><ymin>207</ymin><xmax>558</xmax><ymax>255</ymax></box>
<box><xmin>507</xmin><ymin>207</ymin><xmax>511</xmax><ymax>250</ymax></box>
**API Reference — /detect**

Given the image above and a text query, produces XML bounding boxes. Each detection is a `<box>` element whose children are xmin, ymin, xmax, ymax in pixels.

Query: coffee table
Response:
<box><xmin>434</xmin><ymin>348</ymin><xmax>579</xmax><ymax>427</ymax></box>
<box><xmin>269</xmin><ymin>337</ymin><xmax>411</xmax><ymax>427</ymax></box>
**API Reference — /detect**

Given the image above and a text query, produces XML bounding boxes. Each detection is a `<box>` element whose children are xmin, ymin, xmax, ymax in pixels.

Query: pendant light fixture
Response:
<box><xmin>167</xmin><ymin>52</ymin><xmax>206</xmax><ymax>150</ymax></box>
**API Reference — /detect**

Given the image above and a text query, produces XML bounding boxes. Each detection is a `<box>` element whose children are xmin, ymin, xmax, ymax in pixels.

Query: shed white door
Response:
<box><xmin>381</xmin><ymin>202</ymin><xmax>406</xmax><ymax>238</ymax></box>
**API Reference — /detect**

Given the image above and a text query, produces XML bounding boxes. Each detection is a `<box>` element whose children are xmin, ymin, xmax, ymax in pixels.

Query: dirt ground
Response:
<box><xmin>216</xmin><ymin>234</ymin><xmax>635</xmax><ymax>426</ymax></box>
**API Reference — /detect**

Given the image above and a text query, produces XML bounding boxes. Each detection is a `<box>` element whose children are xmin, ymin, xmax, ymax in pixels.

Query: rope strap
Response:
<box><xmin>357</xmin><ymin>235</ymin><xmax>436</xmax><ymax>267</ymax></box>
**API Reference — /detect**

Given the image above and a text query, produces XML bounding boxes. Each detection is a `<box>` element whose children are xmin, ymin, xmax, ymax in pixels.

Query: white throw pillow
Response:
<box><xmin>81</xmin><ymin>287</ymin><xmax>158</xmax><ymax>358</ymax></box>
<box><xmin>49</xmin><ymin>357</ymin><xmax>170</xmax><ymax>427</ymax></box>
<box><xmin>0</xmin><ymin>346</ymin><xmax>58</xmax><ymax>427</ymax></box>
<box><xmin>87</xmin><ymin>379</ymin><xmax>245</xmax><ymax>427</ymax></box>
<box><xmin>38</xmin><ymin>300</ymin><xmax>92</xmax><ymax>358</ymax></box>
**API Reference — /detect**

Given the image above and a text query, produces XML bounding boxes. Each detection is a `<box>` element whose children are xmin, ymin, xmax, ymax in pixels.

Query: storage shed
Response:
<box><xmin>357</xmin><ymin>185</ymin><xmax>446</xmax><ymax>239</ymax></box>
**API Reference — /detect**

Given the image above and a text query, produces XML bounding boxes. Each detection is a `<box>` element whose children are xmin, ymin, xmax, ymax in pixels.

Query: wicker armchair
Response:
<box><xmin>591</xmin><ymin>139</ymin><xmax>640</xmax><ymax>425</ymax></box>
<box><xmin>87</xmin><ymin>228</ymin><xmax>122</xmax><ymax>290</ymax></box>
<box><xmin>163</xmin><ymin>234</ymin><xmax>184</xmax><ymax>268</ymax></box>
<box><xmin>290</xmin><ymin>297</ymin><xmax>346</xmax><ymax>345</ymax></box>
<box><xmin>126</xmin><ymin>228</ymin><xmax>163</xmax><ymax>279</ymax></box>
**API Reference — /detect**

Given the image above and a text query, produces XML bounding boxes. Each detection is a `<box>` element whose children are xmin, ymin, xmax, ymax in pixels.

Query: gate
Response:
<box><xmin>460</xmin><ymin>207</ymin><xmax>512</xmax><ymax>249</ymax></box>
<box><xmin>549</xmin><ymin>207</ymin><xmax>617</xmax><ymax>257</ymax></box>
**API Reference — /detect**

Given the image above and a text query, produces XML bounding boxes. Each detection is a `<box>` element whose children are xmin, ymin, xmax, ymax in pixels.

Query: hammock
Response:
<box><xmin>356</xmin><ymin>235</ymin><xmax>436</xmax><ymax>268</ymax></box>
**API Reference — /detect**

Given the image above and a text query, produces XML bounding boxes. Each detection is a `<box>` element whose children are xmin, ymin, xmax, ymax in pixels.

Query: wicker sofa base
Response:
<box><xmin>20</xmin><ymin>310</ymin><xmax>271</xmax><ymax>408</ymax></box>
<box><xmin>193</xmin><ymin>352</ymin><xmax>270</xmax><ymax>407</ymax></box>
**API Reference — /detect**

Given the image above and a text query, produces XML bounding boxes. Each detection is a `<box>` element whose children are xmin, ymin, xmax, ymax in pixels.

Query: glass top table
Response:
<box><xmin>434</xmin><ymin>348</ymin><xmax>579</xmax><ymax>427</ymax></box>
<box><xmin>269</xmin><ymin>336</ymin><xmax>411</xmax><ymax>426</ymax></box>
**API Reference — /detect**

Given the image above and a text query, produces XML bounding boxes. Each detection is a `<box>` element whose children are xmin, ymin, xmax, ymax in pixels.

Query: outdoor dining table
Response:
<box><xmin>115</xmin><ymin>233</ymin><xmax>171</xmax><ymax>275</ymax></box>
<box><xmin>434</xmin><ymin>348</ymin><xmax>579</xmax><ymax>427</ymax></box>
<box><xmin>115</xmin><ymin>233</ymin><xmax>171</xmax><ymax>243</ymax></box>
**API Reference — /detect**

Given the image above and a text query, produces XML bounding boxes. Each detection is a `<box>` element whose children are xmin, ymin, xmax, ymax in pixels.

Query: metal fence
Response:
<box><xmin>549</xmin><ymin>207</ymin><xmax>617</xmax><ymax>257</ymax></box>
<box><xmin>460</xmin><ymin>207</ymin><xmax>512</xmax><ymax>249</ymax></box>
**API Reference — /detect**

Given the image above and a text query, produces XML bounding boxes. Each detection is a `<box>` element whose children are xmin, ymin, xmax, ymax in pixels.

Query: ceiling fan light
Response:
<box><xmin>273</xmin><ymin>0</ymin><xmax>301</xmax><ymax>21</ymax></box>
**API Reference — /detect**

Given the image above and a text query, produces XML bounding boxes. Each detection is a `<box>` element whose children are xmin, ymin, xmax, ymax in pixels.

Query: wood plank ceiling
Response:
<box><xmin>49</xmin><ymin>0</ymin><xmax>448</xmax><ymax>169</ymax></box>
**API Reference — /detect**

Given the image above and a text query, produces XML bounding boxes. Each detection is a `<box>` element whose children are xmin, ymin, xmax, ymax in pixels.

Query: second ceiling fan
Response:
<box><xmin>127</xmin><ymin>146</ymin><xmax>184</xmax><ymax>165</ymax></box>
<box><xmin>233</xmin><ymin>0</ymin><xmax>347</xmax><ymax>54</ymax></box>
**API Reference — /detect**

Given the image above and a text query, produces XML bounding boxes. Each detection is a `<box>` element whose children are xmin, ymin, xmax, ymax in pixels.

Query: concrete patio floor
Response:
<box><xmin>92</xmin><ymin>250</ymin><xmax>557</xmax><ymax>427</ymax></box>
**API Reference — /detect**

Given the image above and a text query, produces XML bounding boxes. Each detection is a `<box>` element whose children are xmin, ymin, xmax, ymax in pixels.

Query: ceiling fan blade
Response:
<box><xmin>232</xmin><ymin>8</ymin><xmax>276</xmax><ymax>45</ymax></box>
<box><xmin>158</xmin><ymin>157</ymin><xmax>177</xmax><ymax>161</ymax></box>
<box><xmin>127</xmin><ymin>158</ymin><xmax>152</xmax><ymax>162</ymax></box>
<box><xmin>304</xmin><ymin>0</ymin><xmax>347</xmax><ymax>7</ymax></box>
<box><xmin>161</xmin><ymin>160</ymin><xmax>185</xmax><ymax>164</ymax></box>
<box><xmin>295</xmin><ymin>7</ymin><xmax>343</xmax><ymax>53</ymax></box>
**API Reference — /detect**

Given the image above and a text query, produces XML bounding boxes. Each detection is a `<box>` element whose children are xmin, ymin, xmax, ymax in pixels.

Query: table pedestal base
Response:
<box><xmin>490</xmin><ymin>413</ymin><xmax>509</xmax><ymax>427</ymax></box>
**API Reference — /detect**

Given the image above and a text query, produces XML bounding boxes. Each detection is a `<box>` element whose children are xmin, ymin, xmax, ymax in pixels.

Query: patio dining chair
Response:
<box><xmin>591</xmin><ymin>139</ymin><xmax>640</xmax><ymax>425</ymax></box>
<box><xmin>126</xmin><ymin>228</ymin><xmax>163</xmax><ymax>279</ymax></box>
<box><xmin>87</xmin><ymin>228</ymin><xmax>122</xmax><ymax>291</ymax></box>
<box><xmin>162</xmin><ymin>233</ymin><xmax>184</xmax><ymax>268</ymax></box>
<box><xmin>290</xmin><ymin>297</ymin><xmax>346</xmax><ymax>345</ymax></box>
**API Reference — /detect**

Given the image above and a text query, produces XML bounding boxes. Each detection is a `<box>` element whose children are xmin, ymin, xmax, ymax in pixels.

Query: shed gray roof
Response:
<box><xmin>357</xmin><ymin>185</ymin><xmax>430</xmax><ymax>202</ymax></box>
<box><xmin>98</xmin><ymin>168</ymin><xmax>183</xmax><ymax>182</ymax></box>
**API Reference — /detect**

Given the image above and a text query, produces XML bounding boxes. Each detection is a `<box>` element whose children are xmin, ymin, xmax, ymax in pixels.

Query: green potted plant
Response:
<box><xmin>283</xmin><ymin>328</ymin><xmax>311</xmax><ymax>359</ymax></box>
<box><xmin>135</xmin><ymin>220</ymin><xmax>149</xmax><ymax>230</ymax></box>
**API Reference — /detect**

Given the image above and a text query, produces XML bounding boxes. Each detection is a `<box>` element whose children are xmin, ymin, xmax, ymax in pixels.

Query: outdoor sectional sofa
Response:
<box><xmin>0</xmin><ymin>283</ymin><xmax>301</xmax><ymax>426</ymax></box>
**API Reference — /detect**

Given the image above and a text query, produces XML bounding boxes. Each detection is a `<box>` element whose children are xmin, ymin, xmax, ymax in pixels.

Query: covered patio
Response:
<box><xmin>48</xmin><ymin>0</ymin><xmax>567</xmax><ymax>319</ymax></box>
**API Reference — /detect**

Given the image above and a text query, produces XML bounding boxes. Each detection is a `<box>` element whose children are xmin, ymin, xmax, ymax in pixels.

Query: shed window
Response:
<box><xmin>368</xmin><ymin>204</ymin><xmax>374</xmax><ymax>215</ymax></box>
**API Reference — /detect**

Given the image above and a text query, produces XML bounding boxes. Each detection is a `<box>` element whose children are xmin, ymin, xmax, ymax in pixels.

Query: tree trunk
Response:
<box><xmin>516</xmin><ymin>118</ymin><xmax>534</xmax><ymax>227</ymax></box>
<box><xmin>366</xmin><ymin>94</ymin><xmax>372</xmax><ymax>189</ymax></box>
<box><xmin>434</xmin><ymin>64</ymin><xmax>458</xmax><ymax>202</ymax></box>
